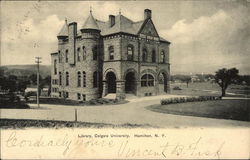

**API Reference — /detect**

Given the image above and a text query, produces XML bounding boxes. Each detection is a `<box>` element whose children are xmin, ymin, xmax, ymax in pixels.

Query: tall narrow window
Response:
<box><xmin>127</xmin><ymin>45</ymin><xmax>133</xmax><ymax>61</ymax></box>
<box><xmin>65</xmin><ymin>49</ymin><xmax>68</xmax><ymax>63</ymax></box>
<box><xmin>142</xmin><ymin>48</ymin><xmax>147</xmax><ymax>62</ymax></box>
<box><xmin>93</xmin><ymin>71</ymin><xmax>98</xmax><ymax>88</ymax></box>
<box><xmin>152</xmin><ymin>50</ymin><xmax>156</xmax><ymax>63</ymax></box>
<box><xmin>109</xmin><ymin>46</ymin><xmax>114</xmax><ymax>60</ymax></box>
<box><xmin>92</xmin><ymin>46</ymin><xmax>98</xmax><ymax>60</ymax></box>
<box><xmin>66</xmin><ymin>72</ymin><xmax>69</xmax><ymax>86</ymax></box>
<box><xmin>82</xmin><ymin>94</ymin><xmax>86</xmax><ymax>101</ymax></box>
<box><xmin>58</xmin><ymin>50</ymin><xmax>61</xmax><ymax>63</ymax></box>
<box><xmin>59</xmin><ymin>72</ymin><xmax>62</xmax><ymax>85</ymax></box>
<box><xmin>161</xmin><ymin>51</ymin><xmax>165</xmax><ymax>63</ymax></box>
<box><xmin>82</xmin><ymin>71</ymin><xmax>86</xmax><ymax>87</ymax></box>
<box><xmin>77</xmin><ymin>48</ymin><xmax>80</xmax><ymax>61</ymax></box>
<box><xmin>141</xmin><ymin>74</ymin><xmax>154</xmax><ymax>87</ymax></box>
<box><xmin>77</xmin><ymin>71</ymin><xmax>81</xmax><ymax>87</ymax></box>
<box><xmin>77</xmin><ymin>93</ymin><xmax>81</xmax><ymax>100</ymax></box>
<box><xmin>82</xmin><ymin>46</ymin><xmax>86</xmax><ymax>60</ymax></box>
<box><xmin>54</xmin><ymin>59</ymin><xmax>57</xmax><ymax>75</ymax></box>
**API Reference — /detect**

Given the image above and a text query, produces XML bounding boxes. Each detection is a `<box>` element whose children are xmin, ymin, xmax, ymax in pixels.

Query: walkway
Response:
<box><xmin>0</xmin><ymin>94</ymin><xmax>249</xmax><ymax>128</ymax></box>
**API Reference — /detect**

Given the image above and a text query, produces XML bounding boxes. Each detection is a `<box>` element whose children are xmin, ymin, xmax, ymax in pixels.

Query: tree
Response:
<box><xmin>215</xmin><ymin>68</ymin><xmax>239</xmax><ymax>97</ymax></box>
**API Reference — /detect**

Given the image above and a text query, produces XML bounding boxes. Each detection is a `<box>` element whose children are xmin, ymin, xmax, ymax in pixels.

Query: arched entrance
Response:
<box><xmin>158</xmin><ymin>72</ymin><xmax>168</xmax><ymax>93</ymax></box>
<box><xmin>125</xmin><ymin>72</ymin><xmax>136</xmax><ymax>94</ymax></box>
<box><xmin>106</xmin><ymin>72</ymin><xmax>116</xmax><ymax>93</ymax></box>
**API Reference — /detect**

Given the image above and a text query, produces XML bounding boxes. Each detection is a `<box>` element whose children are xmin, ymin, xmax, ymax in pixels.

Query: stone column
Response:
<box><xmin>102</xmin><ymin>80</ymin><xmax>107</xmax><ymax>97</ymax></box>
<box><xmin>116</xmin><ymin>80</ymin><xmax>126</xmax><ymax>100</ymax></box>
<box><xmin>135</xmin><ymin>80</ymin><xmax>141</xmax><ymax>96</ymax></box>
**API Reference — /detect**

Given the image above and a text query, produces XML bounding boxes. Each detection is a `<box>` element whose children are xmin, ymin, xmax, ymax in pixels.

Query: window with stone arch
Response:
<box><xmin>92</xmin><ymin>45</ymin><xmax>98</xmax><ymax>60</ymax></box>
<box><xmin>142</xmin><ymin>48</ymin><xmax>147</xmax><ymax>62</ymax></box>
<box><xmin>54</xmin><ymin>59</ymin><xmax>57</xmax><ymax>75</ymax></box>
<box><xmin>160</xmin><ymin>50</ymin><xmax>165</xmax><ymax>63</ymax></box>
<box><xmin>152</xmin><ymin>49</ymin><xmax>156</xmax><ymax>63</ymax></box>
<box><xmin>66</xmin><ymin>72</ymin><xmax>69</xmax><ymax>86</ymax></box>
<box><xmin>65</xmin><ymin>49</ymin><xmax>68</xmax><ymax>63</ymax></box>
<box><xmin>82</xmin><ymin>46</ymin><xmax>86</xmax><ymax>60</ymax></box>
<box><xmin>127</xmin><ymin>45</ymin><xmax>134</xmax><ymax>61</ymax></box>
<box><xmin>59</xmin><ymin>72</ymin><xmax>62</xmax><ymax>85</ymax></box>
<box><xmin>109</xmin><ymin>46</ymin><xmax>114</xmax><ymax>60</ymax></box>
<box><xmin>141</xmin><ymin>74</ymin><xmax>154</xmax><ymax>87</ymax></box>
<box><xmin>93</xmin><ymin>71</ymin><xmax>98</xmax><ymax>88</ymax></box>
<box><xmin>77</xmin><ymin>48</ymin><xmax>80</xmax><ymax>62</ymax></box>
<box><xmin>82</xmin><ymin>71</ymin><xmax>86</xmax><ymax>87</ymax></box>
<box><xmin>77</xmin><ymin>71</ymin><xmax>81</xmax><ymax>87</ymax></box>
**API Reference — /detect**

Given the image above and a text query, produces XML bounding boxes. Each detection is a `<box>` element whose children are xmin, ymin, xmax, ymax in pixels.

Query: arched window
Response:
<box><xmin>127</xmin><ymin>45</ymin><xmax>134</xmax><ymax>61</ymax></box>
<box><xmin>65</xmin><ymin>49</ymin><xmax>68</xmax><ymax>63</ymax></box>
<box><xmin>109</xmin><ymin>46</ymin><xmax>114</xmax><ymax>60</ymax></box>
<box><xmin>82</xmin><ymin>46</ymin><xmax>86</xmax><ymax>60</ymax></box>
<box><xmin>54</xmin><ymin>59</ymin><xmax>57</xmax><ymax>75</ymax></box>
<box><xmin>77</xmin><ymin>48</ymin><xmax>80</xmax><ymax>61</ymax></box>
<box><xmin>93</xmin><ymin>71</ymin><xmax>98</xmax><ymax>88</ymax></box>
<box><xmin>160</xmin><ymin>51</ymin><xmax>165</xmax><ymax>63</ymax></box>
<box><xmin>92</xmin><ymin>46</ymin><xmax>98</xmax><ymax>60</ymax></box>
<box><xmin>58</xmin><ymin>50</ymin><xmax>61</xmax><ymax>63</ymax></box>
<box><xmin>152</xmin><ymin>50</ymin><xmax>156</xmax><ymax>63</ymax></box>
<box><xmin>59</xmin><ymin>72</ymin><xmax>62</xmax><ymax>85</ymax></box>
<box><xmin>66</xmin><ymin>72</ymin><xmax>69</xmax><ymax>86</ymax></box>
<box><xmin>77</xmin><ymin>71</ymin><xmax>81</xmax><ymax>87</ymax></box>
<box><xmin>141</xmin><ymin>74</ymin><xmax>154</xmax><ymax>87</ymax></box>
<box><xmin>142</xmin><ymin>48</ymin><xmax>147</xmax><ymax>62</ymax></box>
<box><xmin>82</xmin><ymin>71</ymin><xmax>86</xmax><ymax>87</ymax></box>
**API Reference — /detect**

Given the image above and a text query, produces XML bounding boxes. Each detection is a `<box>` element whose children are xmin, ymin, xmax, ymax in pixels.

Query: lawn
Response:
<box><xmin>147</xmin><ymin>99</ymin><xmax>250</xmax><ymax>121</ymax></box>
<box><xmin>171</xmin><ymin>82</ymin><xmax>250</xmax><ymax>97</ymax></box>
<box><xmin>0</xmin><ymin>119</ymin><xmax>153</xmax><ymax>129</ymax></box>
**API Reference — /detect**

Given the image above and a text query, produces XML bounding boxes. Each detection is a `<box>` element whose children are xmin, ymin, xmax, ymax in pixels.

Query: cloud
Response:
<box><xmin>160</xmin><ymin>6</ymin><xmax>250</xmax><ymax>74</ymax></box>
<box><xmin>1</xmin><ymin>14</ymin><xmax>64</xmax><ymax>65</ymax></box>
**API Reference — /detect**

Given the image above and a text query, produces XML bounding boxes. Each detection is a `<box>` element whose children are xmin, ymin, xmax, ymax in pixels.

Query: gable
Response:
<box><xmin>138</xmin><ymin>19</ymin><xmax>159</xmax><ymax>37</ymax></box>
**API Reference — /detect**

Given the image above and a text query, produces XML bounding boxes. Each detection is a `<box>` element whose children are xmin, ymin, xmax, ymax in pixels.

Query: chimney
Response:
<box><xmin>109</xmin><ymin>15</ymin><xmax>115</xmax><ymax>27</ymax></box>
<box><xmin>68</xmin><ymin>22</ymin><xmax>77</xmax><ymax>65</ymax></box>
<box><xmin>144</xmin><ymin>9</ymin><xmax>152</xmax><ymax>20</ymax></box>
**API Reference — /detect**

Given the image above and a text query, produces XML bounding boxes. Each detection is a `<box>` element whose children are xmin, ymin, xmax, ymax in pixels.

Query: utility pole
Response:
<box><xmin>35</xmin><ymin>57</ymin><xmax>42</xmax><ymax>108</ymax></box>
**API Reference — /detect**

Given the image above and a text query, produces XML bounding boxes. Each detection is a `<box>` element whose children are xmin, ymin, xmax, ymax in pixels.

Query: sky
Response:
<box><xmin>1</xmin><ymin>1</ymin><xmax>249</xmax><ymax>74</ymax></box>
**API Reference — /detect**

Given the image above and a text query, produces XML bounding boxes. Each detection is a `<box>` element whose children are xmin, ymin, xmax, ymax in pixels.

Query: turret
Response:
<box><xmin>81</xmin><ymin>10</ymin><xmax>100</xmax><ymax>38</ymax></box>
<box><xmin>57</xmin><ymin>19</ymin><xmax>68</xmax><ymax>40</ymax></box>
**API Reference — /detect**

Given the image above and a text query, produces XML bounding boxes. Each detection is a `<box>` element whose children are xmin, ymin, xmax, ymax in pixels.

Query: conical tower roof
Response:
<box><xmin>57</xmin><ymin>19</ymin><xmax>68</xmax><ymax>37</ymax></box>
<box><xmin>82</xmin><ymin>11</ymin><xmax>100</xmax><ymax>30</ymax></box>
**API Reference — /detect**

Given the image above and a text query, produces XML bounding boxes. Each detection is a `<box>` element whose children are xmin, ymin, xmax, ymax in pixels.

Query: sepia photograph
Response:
<box><xmin>0</xmin><ymin>0</ymin><xmax>249</xmax><ymax>159</ymax></box>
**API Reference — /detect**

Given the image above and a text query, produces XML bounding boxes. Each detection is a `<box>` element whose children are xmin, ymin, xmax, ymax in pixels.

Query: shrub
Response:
<box><xmin>161</xmin><ymin>96</ymin><xmax>222</xmax><ymax>105</ymax></box>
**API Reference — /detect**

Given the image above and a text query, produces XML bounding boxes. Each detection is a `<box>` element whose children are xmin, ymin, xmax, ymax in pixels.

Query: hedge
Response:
<box><xmin>161</xmin><ymin>96</ymin><xmax>222</xmax><ymax>105</ymax></box>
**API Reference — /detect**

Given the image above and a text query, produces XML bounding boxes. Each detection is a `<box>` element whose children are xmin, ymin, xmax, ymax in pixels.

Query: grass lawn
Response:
<box><xmin>147</xmin><ymin>99</ymin><xmax>250</xmax><ymax>122</ymax></box>
<box><xmin>0</xmin><ymin>119</ymin><xmax>153</xmax><ymax>129</ymax></box>
<box><xmin>171</xmin><ymin>82</ymin><xmax>250</xmax><ymax>97</ymax></box>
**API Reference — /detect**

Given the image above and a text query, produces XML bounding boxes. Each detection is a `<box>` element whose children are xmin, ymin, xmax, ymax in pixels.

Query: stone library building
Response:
<box><xmin>51</xmin><ymin>9</ymin><xmax>171</xmax><ymax>101</ymax></box>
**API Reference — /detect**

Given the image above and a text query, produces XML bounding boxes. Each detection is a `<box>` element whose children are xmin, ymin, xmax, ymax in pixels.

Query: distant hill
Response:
<box><xmin>0</xmin><ymin>65</ymin><xmax>51</xmax><ymax>78</ymax></box>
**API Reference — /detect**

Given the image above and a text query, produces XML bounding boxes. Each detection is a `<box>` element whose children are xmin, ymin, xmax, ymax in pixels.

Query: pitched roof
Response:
<box><xmin>78</xmin><ymin>12</ymin><xmax>170</xmax><ymax>43</ymax></box>
<box><xmin>82</xmin><ymin>11</ymin><xmax>100</xmax><ymax>30</ymax></box>
<box><xmin>95</xmin><ymin>15</ymin><xmax>144</xmax><ymax>35</ymax></box>
<box><xmin>57</xmin><ymin>20</ymin><xmax>68</xmax><ymax>37</ymax></box>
